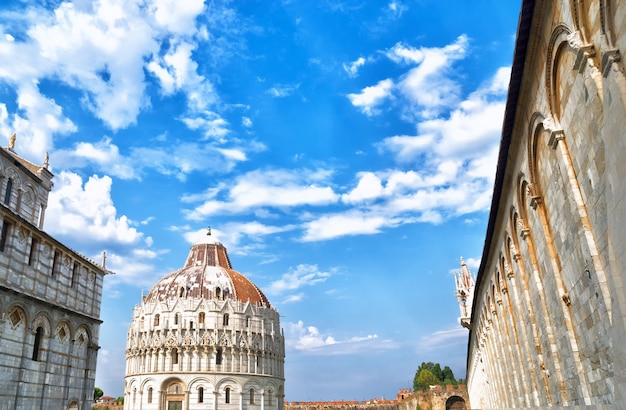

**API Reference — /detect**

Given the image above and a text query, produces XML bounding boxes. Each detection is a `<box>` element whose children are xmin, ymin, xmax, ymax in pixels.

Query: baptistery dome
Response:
<box><xmin>124</xmin><ymin>233</ymin><xmax>285</xmax><ymax>410</ymax></box>
<box><xmin>144</xmin><ymin>235</ymin><xmax>270</xmax><ymax>306</ymax></box>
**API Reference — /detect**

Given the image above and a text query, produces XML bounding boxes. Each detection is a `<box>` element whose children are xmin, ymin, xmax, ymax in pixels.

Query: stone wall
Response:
<box><xmin>286</xmin><ymin>385</ymin><xmax>468</xmax><ymax>410</ymax></box>
<box><xmin>466</xmin><ymin>0</ymin><xmax>626</xmax><ymax>408</ymax></box>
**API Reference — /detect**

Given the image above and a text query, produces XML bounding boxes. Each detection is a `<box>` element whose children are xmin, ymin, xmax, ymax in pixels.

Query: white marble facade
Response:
<box><xmin>124</xmin><ymin>235</ymin><xmax>285</xmax><ymax>410</ymax></box>
<box><xmin>462</xmin><ymin>0</ymin><xmax>626</xmax><ymax>408</ymax></box>
<box><xmin>0</xmin><ymin>140</ymin><xmax>107</xmax><ymax>410</ymax></box>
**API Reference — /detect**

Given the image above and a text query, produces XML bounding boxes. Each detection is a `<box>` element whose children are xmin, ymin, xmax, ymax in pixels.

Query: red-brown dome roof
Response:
<box><xmin>144</xmin><ymin>235</ymin><xmax>270</xmax><ymax>307</ymax></box>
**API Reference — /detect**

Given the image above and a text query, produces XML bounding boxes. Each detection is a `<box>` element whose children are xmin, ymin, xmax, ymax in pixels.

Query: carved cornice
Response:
<box><xmin>567</xmin><ymin>31</ymin><xmax>596</xmax><ymax>73</ymax></box>
<box><xmin>542</xmin><ymin>117</ymin><xmax>565</xmax><ymax>149</ymax></box>
<box><xmin>602</xmin><ymin>49</ymin><xmax>622</xmax><ymax>78</ymax></box>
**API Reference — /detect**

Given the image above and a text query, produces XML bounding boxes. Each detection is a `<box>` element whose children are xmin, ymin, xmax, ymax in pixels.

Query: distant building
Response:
<box><xmin>459</xmin><ymin>0</ymin><xmax>626</xmax><ymax>408</ymax></box>
<box><xmin>0</xmin><ymin>136</ymin><xmax>108</xmax><ymax>409</ymax></box>
<box><xmin>124</xmin><ymin>233</ymin><xmax>285</xmax><ymax>410</ymax></box>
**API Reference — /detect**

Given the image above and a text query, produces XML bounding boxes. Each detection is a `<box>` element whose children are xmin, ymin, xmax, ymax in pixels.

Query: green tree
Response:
<box><xmin>417</xmin><ymin>369</ymin><xmax>440</xmax><ymax>389</ymax></box>
<box><xmin>94</xmin><ymin>387</ymin><xmax>104</xmax><ymax>402</ymax></box>
<box><xmin>413</xmin><ymin>362</ymin><xmax>461</xmax><ymax>390</ymax></box>
<box><xmin>431</xmin><ymin>363</ymin><xmax>443</xmax><ymax>382</ymax></box>
<box><xmin>442</xmin><ymin>366</ymin><xmax>456</xmax><ymax>385</ymax></box>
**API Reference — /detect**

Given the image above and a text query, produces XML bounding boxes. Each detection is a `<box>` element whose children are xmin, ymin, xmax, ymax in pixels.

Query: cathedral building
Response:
<box><xmin>124</xmin><ymin>233</ymin><xmax>285</xmax><ymax>410</ymax></box>
<box><xmin>458</xmin><ymin>0</ymin><xmax>626</xmax><ymax>408</ymax></box>
<box><xmin>0</xmin><ymin>136</ymin><xmax>108</xmax><ymax>409</ymax></box>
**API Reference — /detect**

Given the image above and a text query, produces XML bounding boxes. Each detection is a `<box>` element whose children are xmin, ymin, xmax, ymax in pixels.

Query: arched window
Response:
<box><xmin>154</xmin><ymin>314</ymin><xmax>160</xmax><ymax>326</ymax></box>
<box><xmin>246</xmin><ymin>316</ymin><xmax>251</xmax><ymax>327</ymax></box>
<box><xmin>249</xmin><ymin>388</ymin><xmax>255</xmax><ymax>404</ymax></box>
<box><xmin>32</xmin><ymin>326</ymin><xmax>43</xmax><ymax>361</ymax></box>
<box><xmin>268</xmin><ymin>390</ymin><xmax>273</xmax><ymax>406</ymax></box>
<box><xmin>174</xmin><ymin>313</ymin><xmax>179</xmax><ymax>325</ymax></box>
<box><xmin>198</xmin><ymin>387</ymin><xmax>204</xmax><ymax>403</ymax></box>
<box><xmin>223</xmin><ymin>313</ymin><xmax>229</xmax><ymax>326</ymax></box>
<box><xmin>0</xmin><ymin>221</ymin><xmax>11</xmax><ymax>253</ymax></box>
<box><xmin>216</xmin><ymin>347</ymin><xmax>223</xmax><ymax>365</ymax></box>
<box><xmin>179</xmin><ymin>287</ymin><xmax>185</xmax><ymax>297</ymax></box>
<box><xmin>71</xmin><ymin>263</ymin><xmax>79</xmax><ymax>287</ymax></box>
<box><xmin>51</xmin><ymin>250</ymin><xmax>60</xmax><ymax>277</ymax></box>
<box><xmin>140</xmin><ymin>317</ymin><xmax>144</xmax><ymax>329</ymax></box>
<box><xmin>172</xmin><ymin>348</ymin><xmax>178</xmax><ymax>365</ymax></box>
<box><xmin>147</xmin><ymin>387</ymin><xmax>153</xmax><ymax>403</ymax></box>
<box><xmin>28</xmin><ymin>237</ymin><xmax>38</xmax><ymax>266</ymax></box>
<box><xmin>199</xmin><ymin>312</ymin><xmax>205</xmax><ymax>324</ymax></box>
<box><xmin>225</xmin><ymin>387</ymin><xmax>231</xmax><ymax>403</ymax></box>
<box><xmin>4</xmin><ymin>178</ymin><xmax>12</xmax><ymax>205</ymax></box>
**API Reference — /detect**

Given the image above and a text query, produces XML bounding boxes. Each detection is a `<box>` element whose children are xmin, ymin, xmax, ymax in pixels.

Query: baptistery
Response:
<box><xmin>124</xmin><ymin>233</ymin><xmax>284</xmax><ymax>410</ymax></box>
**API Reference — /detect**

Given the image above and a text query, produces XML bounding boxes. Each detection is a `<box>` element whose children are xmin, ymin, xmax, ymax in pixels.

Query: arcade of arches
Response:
<box><xmin>459</xmin><ymin>0</ymin><xmax>626</xmax><ymax>408</ymax></box>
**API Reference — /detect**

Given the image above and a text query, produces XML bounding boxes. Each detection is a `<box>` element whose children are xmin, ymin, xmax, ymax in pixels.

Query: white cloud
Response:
<box><xmin>52</xmin><ymin>137</ymin><xmax>252</xmax><ymax>181</ymax></box>
<box><xmin>285</xmin><ymin>321</ymin><xmax>397</xmax><ymax>355</ymax></box>
<box><xmin>267</xmin><ymin>264</ymin><xmax>333</xmax><ymax>295</ymax></box>
<box><xmin>301</xmin><ymin>211</ymin><xmax>391</xmax><ymax>242</ymax></box>
<box><xmin>43</xmin><ymin>170</ymin><xmax>170</xmax><ymax>288</ymax></box>
<box><xmin>183</xmin><ymin>168</ymin><xmax>339</xmax><ymax>220</ymax></box>
<box><xmin>347</xmin><ymin>78</ymin><xmax>393</xmax><ymax>116</ymax></box>
<box><xmin>343</xmin><ymin>56</ymin><xmax>366</xmax><ymax>78</ymax></box>
<box><xmin>341</xmin><ymin>172</ymin><xmax>384</xmax><ymax>203</ymax></box>
<box><xmin>150</xmin><ymin>0</ymin><xmax>205</xmax><ymax>35</ymax></box>
<box><xmin>394</xmin><ymin>35</ymin><xmax>469</xmax><ymax>119</ymax></box>
<box><xmin>45</xmin><ymin>171</ymin><xmax>143</xmax><ymax>245</ymax></box>
<box><xmin>416</xmin><ymin>326</ymin><xmax>468</xmax><ymax>352</ymax></box>
<box><xmin>0</xmin><ymin>85</ymin><xmax>76</xmax><ymax>160</ymax></box>
<box><xmin>267</xmin><ymin>83</ymin><xmax>300</xmax><ymax>98</ymax></box>
<box><xmin>0</xmin><ymin>0</ymin><xmax>222</xmax><ymax>134</ymax></box>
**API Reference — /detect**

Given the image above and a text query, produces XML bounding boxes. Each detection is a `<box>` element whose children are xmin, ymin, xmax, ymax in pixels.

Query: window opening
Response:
<box><xmin>154</xmin><ymin>314</ymin><xmax>160</xmax><ymax>326</ymax></box>
<box><xmin>216</xmin><ymin>347</ymin><xmax>223</xmax><ymax>365</ymax></box>
<box><xmin>0</xmin><ymin>222</ymin><xmax>10</xmax><ymax>252</ymax></box>
<box><xmin>172</xmin><ymin>348</ymin><xmax>178</xmax><ymax>365</ymax></box>
<box><xmin>28</xmin><ymin>237</ymin><xmax>38</xmax><ymax>266</ymax></box>
<box><xmin>4</xmin><ymin>178</ymin><xmax>12</xmax><ymax>205</ymax></box>
<box><xmin>72</xmin><ymin>262</ymin><xmax>79</xmax><ymax>287</ymax></box>
<box><xmin>223</xmin><ymin>313</ymin><xmax>229</xmax><ymax>326</ymax></box>
<box><xmin>225</xmin><ymin>387</ymin><xmax>231</xmax><ymax>403</ymax></box>
<box><xmin>32</xmin><ymin>326</ymin><xmax>43</xmax><ymax>361</ymax></box>
<box><xmin>250</xmin><ymin>388</ymin><xmax>255</xmax><ymax>404</ymax></box>
<box><xmin>51</xmin><ymin>250</ymin><xmax>60</xmax><ymax>277</ymax></box>
<box><xmin>148</xmin><ymin>387</ymin><xmax>153</xmax><ymax>403</ymax></box>
<box><xmin>199</xmin><ymin>387</ymin><xmax>204</xmax><ymax>403</ymax></box>
<box><xmin>199</xmin><ymin>312</ymin><xmax>205</xmax><ymax>324</ymax></box>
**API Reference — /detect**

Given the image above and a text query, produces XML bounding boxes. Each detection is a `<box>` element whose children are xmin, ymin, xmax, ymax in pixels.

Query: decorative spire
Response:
<box><xmin>455</xmin><ymin>257</ymin><xmax>475</xmax><ymax>329</ymax></box>
<box><xmin>207</xmin><ymin>226</ymin><xmax>212</xmax><ymax>236</ymax></box>
<box><xmin>43</xmin><ymin>152</ymin><xmax>49</xmax><ymax>169</ymax></box>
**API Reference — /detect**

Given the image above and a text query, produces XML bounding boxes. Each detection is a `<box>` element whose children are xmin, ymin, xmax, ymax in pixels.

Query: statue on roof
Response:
<box><xmin>9</xmin><ymin>133</ymin><xmax>16</xmax><ymax>150</ymax></box>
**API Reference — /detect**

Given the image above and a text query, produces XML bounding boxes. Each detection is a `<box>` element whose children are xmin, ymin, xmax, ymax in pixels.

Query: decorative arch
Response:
<box><xmin>31</xmin><ymin>311</ymin><xmax>52</xmax><ymax>336</ymax></box>
<box><xmin>139</xmin><ymin>377</ymin><xmax>158</xmax><ymax>391</ymax></box>
<box><xmin>446</xmin><ymin>395</ymin><xmax>467</xmax><ymax>410</ymax></box>
<box><xmin>161</xmin><ymin>378</ymin><xmax>186</xmax><ymax>409</ymax></box>
<box><xmin>545</xmin><ymin>24</ymin><xmax>573</xmax><ymax>118</ymax></box>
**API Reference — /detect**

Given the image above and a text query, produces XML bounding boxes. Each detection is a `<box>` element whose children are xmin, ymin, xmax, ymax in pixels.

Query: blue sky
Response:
<box><xmin>0</xmin><ymin>0</ymin><xmax>520</xmax><ymax>401</ymax></box>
